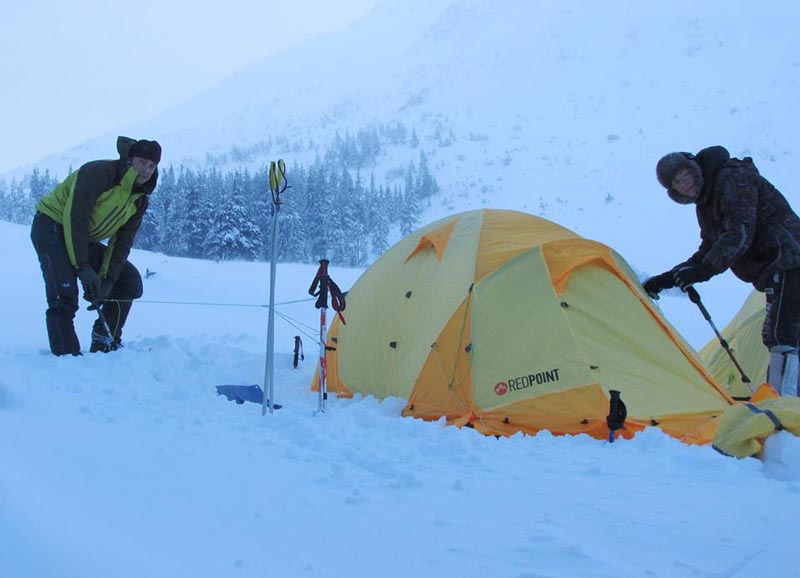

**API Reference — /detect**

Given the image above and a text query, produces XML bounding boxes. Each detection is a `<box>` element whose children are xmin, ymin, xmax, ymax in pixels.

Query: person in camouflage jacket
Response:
<box><xmin>30</xmin><ymin>136</ymin><xmax>161</xmax><ymax>355</ymax></box>
<box><xmin>642</xmin><ymin>145</ymin><xmax>800</xmax><ymax>396</ymax></box>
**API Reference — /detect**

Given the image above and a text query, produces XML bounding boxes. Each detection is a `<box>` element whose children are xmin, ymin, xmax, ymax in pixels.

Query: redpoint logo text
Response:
<box><xmin>494</xmin><ymin>368</ymin><xmax>561</xmax><ymax>396</ymax></box>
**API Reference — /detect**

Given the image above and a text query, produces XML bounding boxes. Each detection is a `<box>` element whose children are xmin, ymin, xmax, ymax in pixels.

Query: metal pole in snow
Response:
<box><xmin>318</xmin><ymin>305</ymin><xmax>328</xmax><ymax>413</ymax></box>
<box><xmin>262</xmin><ymin>160</ymin><xmax>288</xmax><ymax>416</ymax></box>
<box><xmin>309</xmin><ymin>259</ymin><xmax>331</xmax><ymax>414</ymax></box>
<box><xmin>308</xmin><ymin>259</ymin><xmax>346</xmax><ymax>415</ymax></box>
<box><xmin>263</xmin><ymin>207</ymin><xmax>280</xmax><ymax>415</ymax></box>
<box><xmin>316</xmin><ymin>259</ymin><xmax>330</xmax><ymax>413</ymax></box>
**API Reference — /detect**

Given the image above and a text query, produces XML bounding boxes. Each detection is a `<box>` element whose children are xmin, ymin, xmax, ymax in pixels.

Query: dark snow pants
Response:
<box><xmin>30</xmin><ymin>212</ymin><xmax>143</xmax><ymax>355</ymax></box>
<box><xmin>762</xmin><ymin>268</ymin><xmax>800</xmax><ymax>350</ymax></box>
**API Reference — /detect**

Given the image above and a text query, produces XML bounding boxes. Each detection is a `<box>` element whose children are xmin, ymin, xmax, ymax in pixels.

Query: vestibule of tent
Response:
<box><xmin>314</xmin><ymin>209</ymin><xmax>734</xmax><ymax>443</ymax></box>
<box><xmin>699</xmin><ymin>289</ymin><xmax>767</xmax><ymax>400</ymax></box>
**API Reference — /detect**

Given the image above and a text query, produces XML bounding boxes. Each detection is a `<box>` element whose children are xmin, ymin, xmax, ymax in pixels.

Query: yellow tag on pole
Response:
<box><xmin>269</xmin><ymin>161</ymin><xmax>278</xmax><ymax>193</ymax></box>
<box><xmin>277</xmin><ymin>159</ymin><xmax>286</xmax><ymax>190</ymax></box>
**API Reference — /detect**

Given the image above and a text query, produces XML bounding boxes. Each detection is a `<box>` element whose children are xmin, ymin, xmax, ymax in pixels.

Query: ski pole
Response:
<box><xmin>293</xmin><ymin>336</ymin><xmax>304</xmax><ymax>369</ymax></box>
<box><xmin>308</xmin><ymin>259</ymin><xmax>347</xmax><ymax>414</ymax></box>
<box><xmin>263</xmin><ymin>159</ymin><xmax>288</xmax><ymax>416</ymax></box>
<box><xmin>309</xmin><ymin>259</ymin><xmax>330</xmax><ymax>413</ymax></box>
<box><xmin>684</xmin><ymin>286</ymin><xmax>753</xmax><ymax>392</ymax></box>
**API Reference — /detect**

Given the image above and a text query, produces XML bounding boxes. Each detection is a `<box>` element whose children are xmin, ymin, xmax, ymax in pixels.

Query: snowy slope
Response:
<box><xmin>2</xmin><ymin>219</ymin><xmax>800</xmax><ymax>578</ymax></box>
<box><xmin>17</xmin><ymin>1</ymin><xmax>799</xmax><ymax>276</ymax></box>
<box><xmin>7</xmin><ymin>0</ymin><xmax>795</xmax><ymax>335</ymax></box>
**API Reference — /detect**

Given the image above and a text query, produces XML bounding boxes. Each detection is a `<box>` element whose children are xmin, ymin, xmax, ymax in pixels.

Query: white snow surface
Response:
<box><xmin>3</xmin><ymin>1</ymin><xmax>800</xmax><ymax>575</ymax></box>
<box><xmin>2</xmin><ymin>220</ymin><xmax>799</xmax><ymax>578</ymax></box>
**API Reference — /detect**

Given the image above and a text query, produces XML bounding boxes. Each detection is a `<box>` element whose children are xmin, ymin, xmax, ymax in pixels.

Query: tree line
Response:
<box><xmin>0</xmin><ymin>124</ymin><xmax>439</xmax><ymax>267</ymax></box>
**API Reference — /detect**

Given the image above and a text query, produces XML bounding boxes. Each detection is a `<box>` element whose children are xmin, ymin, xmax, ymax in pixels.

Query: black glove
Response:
<box><xmin>672</xmin><ymin>264</ymin><xmax>712</xmax><ymax>290</ymax></box>
<box><xmin>77</xmin><ymin>265</ymin><xmax>101</xmax><ymax>303</ymax></box>
<box><xmin>642</xmin><ymin>271</ymin><xmax>675</xmax><ymax>299</ymax></box>
<box><xmin>88</xmin><ymin>279</ymin><xmax>115</xmax><ymax>311</ymax></box>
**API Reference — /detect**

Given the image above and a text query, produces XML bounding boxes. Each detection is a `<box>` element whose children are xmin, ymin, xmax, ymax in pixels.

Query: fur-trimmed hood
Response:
<box><xmin>656</xmin><ymin>151</ymin><xmax>703</xmax><ymax>205</ymax></box>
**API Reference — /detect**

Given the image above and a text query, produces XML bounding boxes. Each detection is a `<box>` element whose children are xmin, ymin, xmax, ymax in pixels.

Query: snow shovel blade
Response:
<box><xmin>216</xmin><ymin>384</ymin><xmax>282</xmax><ymax>409</ymax></box>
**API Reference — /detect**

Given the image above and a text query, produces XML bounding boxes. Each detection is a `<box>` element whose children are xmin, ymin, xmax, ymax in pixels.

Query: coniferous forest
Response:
<box><xmin>0</xmin><ymin>124</ymin><xmax>439</xmax><ymax>267</ymax></box>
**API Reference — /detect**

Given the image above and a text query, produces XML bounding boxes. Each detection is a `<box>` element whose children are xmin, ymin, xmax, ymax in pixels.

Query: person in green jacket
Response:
<box><xmin>30</xmin><ymin>136</ymin><xmax>161</xmax><ymax>355</ymax></box>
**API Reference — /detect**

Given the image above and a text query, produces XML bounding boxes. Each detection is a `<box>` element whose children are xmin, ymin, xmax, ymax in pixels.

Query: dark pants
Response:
<box><xmin>30</xmin><ymin>212</ymin><xmax>143</xmax><ymax>355</ymax></box>
<box><xmin>762</xmin><ymin>268</ymin><xmax>800</xmax><ymax>350</ymax></box>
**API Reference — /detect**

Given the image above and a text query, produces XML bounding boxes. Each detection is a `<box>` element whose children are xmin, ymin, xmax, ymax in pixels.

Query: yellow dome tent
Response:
<box><xmin>699</xmin><ymin>290</ymin><xmax>766</xmax><ymax>401</ymax></box>
<box><xmin>314</xmin><ymin>209</ymin><xmax>734</xmax><ymax>443</ymax></box>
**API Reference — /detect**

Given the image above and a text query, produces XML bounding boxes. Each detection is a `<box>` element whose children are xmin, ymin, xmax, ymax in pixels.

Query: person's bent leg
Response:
<box><xmin>91</xmin><ymin>258</ymin><xmax>143</xmax><ymax>351</ymax></box>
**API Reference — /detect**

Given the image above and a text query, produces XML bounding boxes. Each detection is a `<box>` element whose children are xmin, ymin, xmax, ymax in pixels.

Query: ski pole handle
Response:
<box><xmin>293</xmin><ymin>336</ymin><xmax>304</xmax><ymax>368</ymax></box>
<box><xmin>309</xmin><ymin>259</ymin><xmax>331</xmax><ymax>309</ymax></box>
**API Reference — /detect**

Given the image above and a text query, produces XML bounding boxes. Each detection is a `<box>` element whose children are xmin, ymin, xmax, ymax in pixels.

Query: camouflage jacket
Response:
<box><xmin>681</xmin><ymin>146</ymin><xmax>800</xmax><ymax>289</ymax></box>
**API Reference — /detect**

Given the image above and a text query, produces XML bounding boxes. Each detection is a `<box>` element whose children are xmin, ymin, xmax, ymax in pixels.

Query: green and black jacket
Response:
<box><xmin>35</xmin><ymin>137</ymin><xmax>158</xmax><ymax>282</ymax></box>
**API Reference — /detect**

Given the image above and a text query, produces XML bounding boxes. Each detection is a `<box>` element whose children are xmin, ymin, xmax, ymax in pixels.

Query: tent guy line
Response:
<box><xmin>100</xmin><ymin>297</ymin><xmax>321</xmax><ymax>339</ymax></box>
<box><xmin>102</xmin><ymin>296</ymin><xmax>317</xmax><ymax>308</ymax></box>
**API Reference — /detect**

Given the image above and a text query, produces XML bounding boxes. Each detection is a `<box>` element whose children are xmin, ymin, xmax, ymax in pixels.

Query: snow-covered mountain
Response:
<box><xmin>7</xmin><ymin>0</ymin><xmax>798</xmax><ymax>329</ymax></box>
<box><xmin>25</xmin><ymin>1</ymin><xmax>799</xmax><ymax>275</ymax></box>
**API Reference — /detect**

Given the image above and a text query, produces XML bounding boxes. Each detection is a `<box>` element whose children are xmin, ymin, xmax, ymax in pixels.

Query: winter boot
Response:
<box><xmin>89</xmin><ymin>327</ymin><xmax>119</xmax><ymax>353</ymax></box>
<box><xmin>767</xmin><ymin>346</ymin><xmax>799</xmax><ymax>396</ymax></box>
<box><xmin>96</xmin><ymin>301</ymin><xmax>130</xmax><ymax>346</ymax></box>
<box><xmin>46</xmin><ymin>312</ymin><xmax>81</xmax><ymax>356</ymax></box>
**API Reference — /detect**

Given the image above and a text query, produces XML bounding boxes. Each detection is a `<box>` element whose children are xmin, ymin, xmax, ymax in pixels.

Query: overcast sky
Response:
<box><xmin>0</xmin><ymin>0</ymin><xmax>382</xmax><ymax>173</ymax></box>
